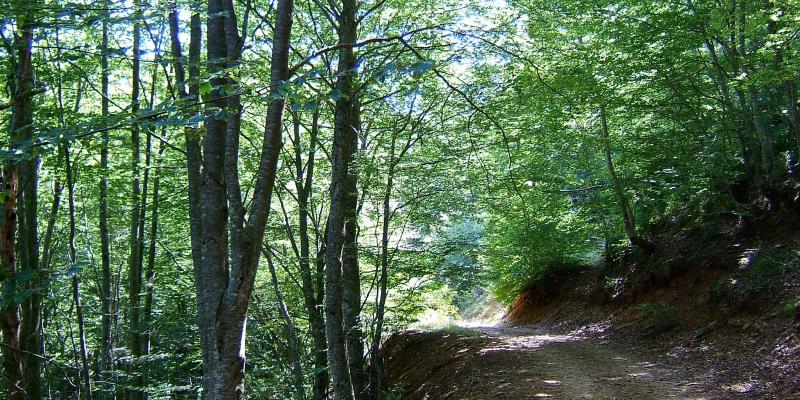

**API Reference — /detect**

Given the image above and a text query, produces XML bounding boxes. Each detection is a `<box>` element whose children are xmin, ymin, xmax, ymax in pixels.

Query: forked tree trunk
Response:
<box><xmin>191</xmin><ymin>0</ymin><xmax>295</xmax><ymax>397</ymax></box>
<box><xmin>326</xmin><ymin>1</ymin><xmax>367</xmax><ymax>399</ymax></box>
<box><xmin>369</xmin><ymin>132</ymin><xmax>396</xmax><ymax>399</ymax></box>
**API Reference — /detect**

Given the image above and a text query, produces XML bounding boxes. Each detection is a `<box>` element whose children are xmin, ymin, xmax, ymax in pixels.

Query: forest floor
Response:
<box><xmin>384</xmin><ymin>325</ymin><xmax>722</xmax><ymax>399</ymax></box>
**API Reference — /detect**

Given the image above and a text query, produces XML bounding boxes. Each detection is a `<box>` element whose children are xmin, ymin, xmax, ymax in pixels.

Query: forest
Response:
<box><xmin>1</xmin><ymin>0</ymin><xmax>799</xmax><ymax>398</ymax></box>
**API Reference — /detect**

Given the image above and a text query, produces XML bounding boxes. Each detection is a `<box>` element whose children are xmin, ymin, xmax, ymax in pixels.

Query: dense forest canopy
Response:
<box><xmin>0</xmin><ymin>0</ymin><xmax>798</xmax><ymax>398</ymax></box>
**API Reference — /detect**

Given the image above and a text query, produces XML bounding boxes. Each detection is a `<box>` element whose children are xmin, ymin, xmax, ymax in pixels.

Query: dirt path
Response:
<box><xmin>385</xmin><ymin>325</ymin><xmax>722</xmax><ymax>399</ymax></box>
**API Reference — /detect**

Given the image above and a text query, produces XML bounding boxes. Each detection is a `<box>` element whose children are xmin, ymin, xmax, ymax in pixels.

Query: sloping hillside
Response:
<box><xmin>386</xmin><ymin>202</ymin><xmax>800</xmax><ymax>399</ymax></box>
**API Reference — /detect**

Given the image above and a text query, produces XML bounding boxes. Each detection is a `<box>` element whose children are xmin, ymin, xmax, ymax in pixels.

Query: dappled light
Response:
<box><xmin>1</xmin><ymin>0</ymin><xmax>799</xmax><ymax>398</ymax></box>
<box><xmin>385</xmin><ymin>326</ymin><xmax>719</xmax><ymax>399</ymax></box>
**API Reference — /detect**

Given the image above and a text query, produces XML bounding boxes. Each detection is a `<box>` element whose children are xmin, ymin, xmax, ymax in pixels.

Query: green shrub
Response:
<box><xmin>634</xmin><ymin>302</ymin><xmax>678</xmax><ymax>334</ymax></box>
<box><xmin>781</xmin><ymin>300</ymin><xmax>796</xmax><ymax>317</ymax></box>
<box><xmin>382</xmin><ymin>383</ymin><xmax>408</xmax><ymax>400</ymax></box>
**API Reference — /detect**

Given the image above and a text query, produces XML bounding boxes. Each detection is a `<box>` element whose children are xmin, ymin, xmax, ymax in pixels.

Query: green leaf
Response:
<box><xmin>199</xmin><ymin>82</ymin><xmax>213</xmax><ymax>96</ymax></box>
<box><xmin>14</xmin><ymin>269</ymin><xmax>36</xmax><ymax>284</ymax></box>
<box><xmin>14</xmin><ymin>289</ymin><xmax>33</xmax><ymax>304</ymax></box>
<box><xmin>214</xmin><ymin>110</ymin><xmax>229</xmax><ymax>121</ymax></box>
<box><xmin>414</xmin><ymin>60</ymin><xmax>434</xmax><ymax>75</ymax></box>
<box><xmin>187</xmin><ymin>114</ymin><xmax>206</xmax><ymax>125</ymax></box>
<box><xmin>66</xmin><ymin>261</ymin><xmax>92</xmax><ymax>278</ymax></box>
<box><xmin>329</xmin><ymin>88</ymin><xmax>346</xmax><ymax>101</ymax></box>
<box><xmin>277</xmin><ymin>80</ymin><xmax>292</xmax><ymax>97</ymax></box>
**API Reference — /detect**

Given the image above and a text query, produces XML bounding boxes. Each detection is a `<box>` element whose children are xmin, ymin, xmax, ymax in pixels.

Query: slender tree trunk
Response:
<box><xmin>169</xmin><ymin>2</ymin><xmax>203</xmax><ymax>270</ymax></box>
<box><xmin>142</xmin><ymin>140</ymin><xmax>164</xmax><ymax>396</ymax></box>
<box><xmin>720</xmin><ymin>0</ymin><xmax>760</xmax><ymax>180</ymax></box>
<box><xmin>41</xmin><ymin>181</ymin><xmax>63</xmax><ymax>286</ymax></box>
<box><xmin>598</xmin><ymin>105</ymin><xmax>653</xmax><ymax>253</ymax></box>
<box><xmin>265</xmin><ymin>251</ymin><xmax>306</xmax><ymax>400</ymax></box>
<box><xmin>99</xmin><ymin>0</ymin><xmax>114</xmax><ymax>395</ymax></box>
<box><xmin>127</xmin><ymin>2</ymin><xmax>145</xmax><ymax>398</ymax></box>
<box><xmin>688</xmin><ymin>0</ymin><xmax>752</xmax><ymax>167</ymax></box>
<box><xmin>369</xmin><ymin>132</ymin><xmax>396</xmax><ymax>399</ymax></box>
<box><xmin>697</xmin><ymin>30</ymin><xmax>749</xmax><ymax>164</ymax></box>
<box><xmin>297</xmin><ymin>111</ymin><xmax>329</xmax><ymax>400</ymax></box>
<box><xmin>64</xmin><ymin>145</ymin><xmax>94</xmax><ymax>399</ymax></box>
<box><xmin>764</xmin><ymin>0</ymin><xmax>800</xmax><ymax>162</ymax></box>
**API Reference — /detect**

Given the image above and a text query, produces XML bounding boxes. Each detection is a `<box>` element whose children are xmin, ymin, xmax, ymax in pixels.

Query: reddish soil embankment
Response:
<box><xmin>386</xmin><ymin>203</ymin><xmax>800</xmax><ymax>399</ymax></box>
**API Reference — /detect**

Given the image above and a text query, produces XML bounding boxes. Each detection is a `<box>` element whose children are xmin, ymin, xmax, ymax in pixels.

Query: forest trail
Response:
<box><xmin>385</xmin><ymin>325</ymin><xmax>722</xmax><ymax>399</ymax></box>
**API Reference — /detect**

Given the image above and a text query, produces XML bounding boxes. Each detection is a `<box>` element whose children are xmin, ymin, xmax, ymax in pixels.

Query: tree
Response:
<box><xmin>0</xmin><ymin>2</ymin><xmax>44</xmax><ymax>397</ymax></box>
<box><xmin>98</xmin><ymin>0</ymin><xmax>114</xmax><ymax>394</ymax></box>
<box><xmin>189</xmin><ymin>0</ymin><xmax>295</xmax><ymax>396</ymax></box>
<box><xmin>325</xmin><ymin>1</ymin><xmax>368</xmax><ymax>399</ymax></box>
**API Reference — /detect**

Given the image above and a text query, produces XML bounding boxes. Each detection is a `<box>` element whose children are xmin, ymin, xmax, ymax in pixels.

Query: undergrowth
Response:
<box><xmin>634</xmin><ymin>302</ymin><xmax>678</xmax><ymax>335</ymax></box>
<box><xmin>710</xmin><ymin>245</ymin><xmax>799</xmax><ymax>311</ymax></box>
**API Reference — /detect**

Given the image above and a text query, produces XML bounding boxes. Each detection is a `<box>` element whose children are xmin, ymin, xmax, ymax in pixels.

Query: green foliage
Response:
<box><xmin>484</xmin><ymin>200</ymin><xmax>595</xmax><ymax>304</ymax></box>
<box><xmin>745</xmin><ymin>247</ymin><xmax>787</xmax><ymax>292</ymax></box>
<box><xmin>382</xmin><ymin>382</ymin><xmax>409</xmax><ymax>400</ymax></box>
<box><xmin>710</xmin><ymin>246</ymin><xmax>798</xmax><ymax>311</ymax></box>
<box><xmin>2</xmin><ymin>0</ymin><xmax>800</xmax><ymax>396</ymax></box>
<box><xmin>634</xmin><ymin>302</ymin><xmax>678</xmax><ymax>333</ymax></box>
<box><xmin>781</xmin><ymin>300</ymin><xmax>796</xmax><ymax>318</ymax></box>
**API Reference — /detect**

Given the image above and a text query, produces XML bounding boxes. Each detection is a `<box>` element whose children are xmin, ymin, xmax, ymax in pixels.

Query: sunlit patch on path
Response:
<box><xmin>386</xmin><ymin>325</ymin><xmax>722</xmax><ymax>399</ymax></box>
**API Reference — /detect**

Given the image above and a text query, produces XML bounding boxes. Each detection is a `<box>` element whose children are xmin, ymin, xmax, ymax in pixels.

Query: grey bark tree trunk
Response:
<box><xmin>99</xmin><ymin>0</ymin><xmax>114</xmax><ymax>395</ymax></box>
<box><xmin>288</xmin><ymin>110</ymin><xmax>328</xmax><ymax>400</ymax></box>
<box><xmin>64</xmin><ymin>144</ymin><xmax>94</xmax><ymax>399</ymax></box>
<box><xmin>192</xmin><ymin>0</ymin><xmax>295</xmax><ymax>397</ymax></box>
<box><xmin>326</xmin><ymin>1</ymin><xmax>367</xmax><ymax>399</ymax></box>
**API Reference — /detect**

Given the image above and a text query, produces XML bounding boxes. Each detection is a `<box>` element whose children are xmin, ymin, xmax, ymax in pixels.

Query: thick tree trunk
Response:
<box><xmin>192</xmin><ymin>0</ymin><xmax>294</xmax><ymax>397</ymax></box>
<box><xmin>16</xmin><ymin>13</ymin><xmax>42</xmax><ymax>400</ymax></box>
<box><xmin>0</xmin><ymin>163</ymin><xmax>23</xmax><ymax>399</ymax></box>
<box><xmin>326</xmin><ymin>1</ymin><xmax>367</xmax><ymax>399</ymax></box>
<box><xmin>1</xmin><ymin>7</ymin><xmax>42</xmax><ymax>398</ymax></box>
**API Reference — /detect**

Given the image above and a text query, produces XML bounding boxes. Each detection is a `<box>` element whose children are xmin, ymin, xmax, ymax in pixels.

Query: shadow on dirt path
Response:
<box><xmin>385</xmin><ymin>325</ymin><xmax>723</xmax><ymax>399</ymax></box>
